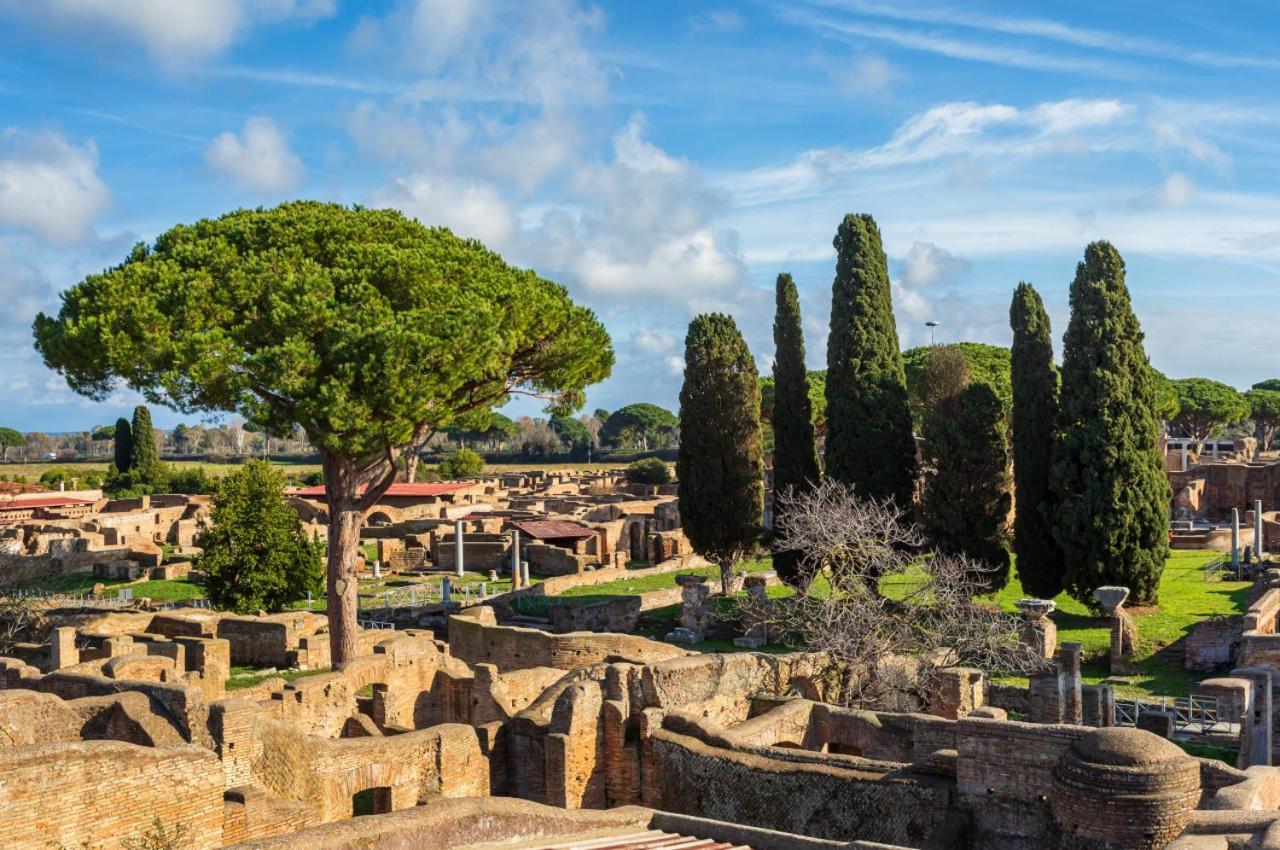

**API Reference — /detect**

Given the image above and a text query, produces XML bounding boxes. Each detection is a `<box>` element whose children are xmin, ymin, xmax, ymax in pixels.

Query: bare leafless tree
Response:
<box><xmin>752</xmin><ymin>479</ymin><xmax>1048</xmax><ymax>709</ymax></box>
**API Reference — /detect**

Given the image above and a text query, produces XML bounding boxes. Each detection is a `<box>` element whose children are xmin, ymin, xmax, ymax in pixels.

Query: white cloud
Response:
<box><xmin>731</xmin><ymin>97</ymin><xmax>1134</xmax><ymax>206</ymax></box>
<box><xmin>0</xmin><ymin>129</ymin><xmax>109</xmax><ymax>244</ymax></box>
<box><xmin>350</xmin><ymin>0</ymin><xmax>606</xmax><ymax>108</ymax></box>
<box><xmin>373</xmin><ymin>174</ymin><xmax>516</xmax><ymax>246</ymax></box>
<box><xmin>827</xmin><ymin>53</ymin><xmax>900</xmax><ymax>96</ymax></box>
<box><xmin>691</xmin><ymin>11</ymin><xmax>743</xmax><ymax>32</ymax></box>
<box><xmin>204</xmin><ymin>117</ymin><xmax>304</xmax><ymax>194</ymax></box>
<box><xmin>1156</xmin><ymin>172</ymin><xmax>1195</xmax><ymax>207</ymax></box>
<box><xmin>664</xmin><ymin>356</ymin><xmax>685</xmax><ymax>376</ymax></box>
<box><xmin>900</xmin><ymin>241</ymin><xmax>971</xmax><ymax>288</ymax></box>
<box><xmin>0</xmin><ymin>0</ymin><xmax>336</xmax><ymax>66</ymax></box>
<box><xmin>1150</xmin><ymin>119</ymin><xmax>1232</xmax><ymax>173</ymax></box>
<box><xmin>632</xmin><ymin>329</ymin><xmax>677</xmax><ymax>354</ymax></box>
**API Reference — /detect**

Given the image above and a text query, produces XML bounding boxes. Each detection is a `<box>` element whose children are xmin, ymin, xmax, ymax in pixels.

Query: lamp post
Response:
<box><xmin>925</xmin><ymin>321</ymin><xmax>940</xmax><ymax>346</ymax></box>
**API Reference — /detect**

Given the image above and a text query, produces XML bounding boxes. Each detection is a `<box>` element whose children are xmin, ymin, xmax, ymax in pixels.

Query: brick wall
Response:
<box><xmin>449</xmin><ymin>607</ymin><xmax>685</xmax><ymax>672</ymax></box>
<box><xmin>0</xmin><ymin>740</ymin><xmax>224</xmax><ymax>849</ymax></box>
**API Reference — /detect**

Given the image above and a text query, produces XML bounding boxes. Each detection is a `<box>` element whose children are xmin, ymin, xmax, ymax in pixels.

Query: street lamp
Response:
<box><xmin>925</xmin><ymin>321</ymin><xmax>941</xmax><ymax>346</ymax></box>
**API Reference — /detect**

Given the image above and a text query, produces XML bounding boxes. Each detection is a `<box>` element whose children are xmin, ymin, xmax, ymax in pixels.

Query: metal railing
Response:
<box><xmin>357</xmin><ymin>618</ymin><xmax>395</xmax><ymax>630</ymax></box>
<box><xmin>1114</xmin><ymin>694</ymin><xmax>1229</xmax><ymax>733</ymax></box>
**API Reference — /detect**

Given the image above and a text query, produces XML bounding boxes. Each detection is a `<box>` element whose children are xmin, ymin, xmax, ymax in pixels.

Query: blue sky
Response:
<box><xmin>2</xmin><ymin>0</ymin><xmax>1279</xmax><ymax>432</ymax></box>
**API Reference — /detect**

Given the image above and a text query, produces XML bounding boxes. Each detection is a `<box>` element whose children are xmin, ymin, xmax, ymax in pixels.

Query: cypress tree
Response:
<box><xmin>129</xmin><ymin>405</ymin><xmax>162</xmax><ymax>485</ymax></box>
<box><xmin>1009</xmin><ymin>283</ymin><xmax>1066</xmax><ymax>599</ymax></box>
<box><xmin>112</xmin><ymin>416</ymin><xmax>133</xmax><ymax>473</ymax></box>
<box><xmin>678</xmin><ymin>313</ymin><xmax>764</xmax><ymax>596</ymax></box>
<box><xmin>1051</xmin><ymin>242</ymin><xmax>1170</xmax><ymax>606</ymax></box>
<box><xmin>771</xmin><ymin>273</ymin><xmax>821</xmax><ymax>587</ymax></box>
<box><xmin>921</xmin><ymin>381</ymin><xmax>1012</xmax><ymax>592</ymax></box>
<box><xmin>824</xmin><ymin>213</ymin><xmax>916</xmax><ymax>506</ymax></box>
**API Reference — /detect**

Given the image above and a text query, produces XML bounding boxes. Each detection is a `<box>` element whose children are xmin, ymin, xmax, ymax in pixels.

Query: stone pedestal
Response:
<box><xmin>1136</xmin><ymin>709</ymin><xmax>1175</xmax><ymax>739</ymax></box>
<box><xmin>1015</xmin><ymin>598</ymin><xmax>1057</xmax><ymax>658</ymax></box>
<box><xmin>738</xmin><ymin>574</ymin><xmax>771</xmax><ymax>645</ymax></box>
<box><xmin>933</xmin><ymin>667</ymin><xmax>985</xmax><ymax>719</ymax></box>
<box><xmin>1230</xmin><ymin>667</ymin><xmax>1273</xmax><ymax>767</ymax></box>
<box><xmin>50</xmin><ymin>626</ymin><xmax>78</xmax><ymax>670</ymax></box>
<box><xmin>1081</xmin><ymin>684</ymin><xmax>1116</xmax><ymax>727</ymax></box>
<box><xmin>1060</xmin><ymin>642</ymin><xmax>1083</xmax><ymax>725</ymax></box>
<box><xmin>1094</xmin><ymin>585</ymin><xmax>1136</xmax><ymax>671</ymax></box>
<box><xmin>671</xmin><ymin>574</ymin><xmax>712</xmax><ymax>641</ymax></box>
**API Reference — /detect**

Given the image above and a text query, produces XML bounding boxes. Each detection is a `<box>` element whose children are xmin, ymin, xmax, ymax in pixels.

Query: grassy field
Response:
<box><xmin>24</xmin><ymin>572</ymin><xmax>206</xmax><ymax>602</ymax></box>
<box><xmin>879</xmin><ymin>549</ymin><xmax>1243</xmax><ymax>696</ymax></box>
<box><xmin>541</xmin><ymin>549</ymin><xmax>1243</xmax><ymax>696</ymax></box>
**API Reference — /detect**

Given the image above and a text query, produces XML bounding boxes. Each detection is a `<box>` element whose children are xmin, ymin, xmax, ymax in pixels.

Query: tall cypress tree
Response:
<box><xmin>129</xmin><ymin>405</ymin><xmax>162</xmax><ymax>485</ymax></box>
<box><xmin>1009</xmin><ymin>283</ymin><xmax>1066</xmax><ymax>599</ymax></box>
<box><xmin>1051</xmin><ymin>243</ymin><xmax>1170</xmax><ymax>606</ymax></box>
<box><xmin>112</xmin><ymin>416</ymin><xmax>133</xmax><ymax>473</ymax></box>
<box><xmin>921</xmin><ymin>381</ymin><xmax>1012</xmax><ymax>592</ymax></box>
<box><xmin>678</xmin><ymin>313</ymin><xmax>764</xmax><ymax>596</ymax></box>
<box><xmin>771</xmin><ymin>273</ymin><xmax>821</xmax><ymax>587</ymax></box>
<box><xmin>824</xmin><ymin>213</ymin><xmax>916</xmax><ymax>506</ymax></box>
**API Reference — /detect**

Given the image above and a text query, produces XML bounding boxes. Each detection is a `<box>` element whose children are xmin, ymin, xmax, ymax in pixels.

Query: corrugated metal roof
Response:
<box><xmin>290</xmin><ymin>482</ymin><xmax>473</xmax><ymax>498</ymax></box>
<box><xmin>509</xmin><ymin>519</ymin><xmax>597</xmax><ymax>540</ymax></box>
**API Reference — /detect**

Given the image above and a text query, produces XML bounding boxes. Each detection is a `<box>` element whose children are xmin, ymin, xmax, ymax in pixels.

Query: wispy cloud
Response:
<box><xmin>799</xmin><ymin>0</ymin><xmax>1280</xmax><ymax>70</ymax></box>
<box><xmin>776</xmin><ymin>5</ymin><xmax>1136</xmax><ymax>77</ymax></box>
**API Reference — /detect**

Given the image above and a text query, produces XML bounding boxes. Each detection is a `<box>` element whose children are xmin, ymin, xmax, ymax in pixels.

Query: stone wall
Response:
<box><xmin>546</xmin><ymin>586</ymin><xmax>683</xmax><ymax>634</ymax></box>
<box><xmin>448</xmin><ymin>607</ymin><xmax>685</xmax><ymax>672</ymax></box>
<box><xmin>646</xmin><ymin>719</ymin><xmax>951</xmax><ymax>845</ymax></box>
<box><xmin>0</xmin><ymin>740</ymin><xmax>225</xmax><ymax>849</ymax></box>
<box><xmin>251</xmin><ymin>719</ymin><xmax>489</xmax><ymax>821</ymax></box>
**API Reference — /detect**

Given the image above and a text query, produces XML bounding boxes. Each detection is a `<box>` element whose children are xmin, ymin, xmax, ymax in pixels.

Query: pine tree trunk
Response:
<box><xmin>323</xmin><ymin>455</ymin><xmax>363</xmax><ymax>665</ymax></box>
<box><xmin>405</xmin><ymin>454</ymin><xmax>420</xmax><ymax>483</ymax></box>
<box><xmin>719</xmin><ymin>561</ymin><xmax>732</xmax><ymax>596</ymax></box>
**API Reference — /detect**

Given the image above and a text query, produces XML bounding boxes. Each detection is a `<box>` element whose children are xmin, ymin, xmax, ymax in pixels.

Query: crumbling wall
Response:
<box><xmin>0</xmin><ymin>740</ymin><xmax>224</xmax><ymax>849</ymax></box>
<box><xmin>251</xmin><ymin>719</ymin><xmax>489</xmax><ymax>821</ymax></box>
<box><xmin>449</xmin><ymin>607</ymin><xmax>685</xmax><ymax>672</ymax></box>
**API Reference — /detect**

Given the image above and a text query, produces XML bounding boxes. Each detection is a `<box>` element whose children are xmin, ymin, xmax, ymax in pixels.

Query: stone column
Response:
<box><xmin>1181</xmin><ymin>442</ymin><xmax>1188</xmax><ymax>472</ymax></box>
<box><xmin>1059</xmin><ymin>642</ymin><xmax>1083</xmax><ymax>724</ymax></box>
<box><xmin>933</xmin><ymin>667</ymin><xmax>985</xmax><ymax>720</ymax></box>
<box><xmin>510</xmin><ymin>529</ymin><xmax>522</xmax><ymax>590</ymax></box>
<box><xmin>1232</xmin><ymin>507</ymin><xmax>1242</xmax><ymax>569</ymax></box>
<box><xmin>1094</xmin><ymin>586</ymin><xmax>1136</xmax><ymax>671</ymax></box>
<box><xmin>49</xmin><ymin>626</ymin><xmax>78</xmax><ymax>670</ymax></box>
<box><xmin>733</xmin><ymin>575</ymin><xmax>770</xmax><ymax>648</ymax></box>
<box><xmin>1015</xmin><ymin>598</ymin><xmax>1057</xmax><ymax>658</ymax></box>
<box><xmin>1257</xmin><ymin>500</ymin><xmax>1266</xmax><ymax>560</ymax></box>
<box><xmin>454</xmin><ymin>519</ymin><xmax>465</xmax><ymax>578</ymax></box>
<box><xmin>665</xmin><ymin>574</ymin><xmax>710</xmax><ymax>643</ymax></box>
<box><xmin>1230</xmin><ymin>667</ymin><xmax>1273</xmax><ymax>767</ymax></box>
<box><xmin>441</xmin><ymin>577</ymin><xmax>452</xmax><ymax>605</ymax></box>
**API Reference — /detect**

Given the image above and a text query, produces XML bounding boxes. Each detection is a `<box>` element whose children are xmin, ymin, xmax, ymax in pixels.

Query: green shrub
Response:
<box><xmin>438</xmin><ymin>447</ymin><xmax>484</xmax><ymax>479</ymax></box>
<box><xmin>627</xmin><ymin>457</ymin><xmax>671</xmax><ymax>485</ymax></box>
<box><xmin>167</xmin><ymin>466</ymin><xmax>216</xmax><ymax>494</ymax></box>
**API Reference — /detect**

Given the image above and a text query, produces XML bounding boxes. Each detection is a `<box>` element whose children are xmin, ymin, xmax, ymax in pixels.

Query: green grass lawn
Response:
<box><xmin>226</xmin><ymin>665</ymin><xmax>331</xmax><ymax>691</ymax></box>
<box><xmin>21</xmin><ymin>573</ymin><xmax>205</xmax><ymax>602</ymax></box>
<box><xmin>541</xmin><ymin>549</ymin><xmax>1243</xmax><ymax>697</ymax></box>
<box><xmin>880</xmin><ymin>549</ymin><xmax>1245</xmax><ymax>696</ymax></box>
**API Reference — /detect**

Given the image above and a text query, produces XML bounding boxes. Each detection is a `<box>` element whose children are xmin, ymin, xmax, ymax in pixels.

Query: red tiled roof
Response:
<box><xmin>289</xmin><ymin>482</ymin><xmax>473</xmax><ymax>498</ymax></box>
<box><xmin>509</xmin><ymin>519</ymin><xmax>596</xmax><ymax>540</ymax></box>
<box><xmin>0</xmin><ymin>496</ymin><xmax>94</xmax><ymax>511</ymax></box>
